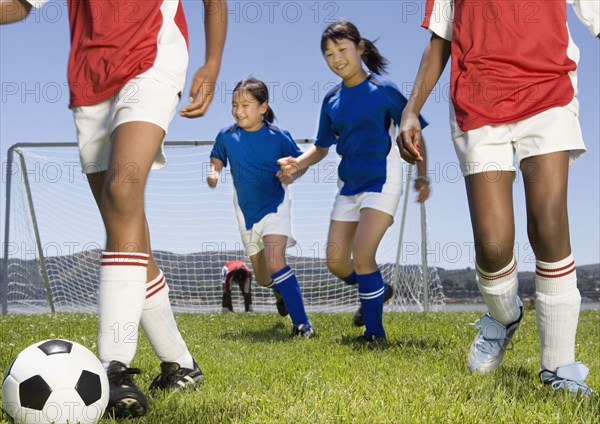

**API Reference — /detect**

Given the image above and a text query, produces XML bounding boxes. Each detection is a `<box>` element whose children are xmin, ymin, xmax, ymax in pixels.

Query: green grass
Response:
<box><xmin>1</xmin><ymin>310</ymin><xmax>599</xmax><ymax>423</ymax></box>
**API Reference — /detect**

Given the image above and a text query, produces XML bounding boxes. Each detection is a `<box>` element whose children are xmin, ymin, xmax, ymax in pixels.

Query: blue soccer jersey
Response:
<box><xmin>315</xmin><ymin>73</ymin><xmax>428</xmax><ymax>196</ymax></box>
<box><xmin>211</xmin><ymin>122</ymin><xmax>303</xmax><ymax>230</ymax></box>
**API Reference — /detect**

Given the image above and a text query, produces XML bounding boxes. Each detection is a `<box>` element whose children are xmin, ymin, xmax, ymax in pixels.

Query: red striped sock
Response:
<box><xmin>98</xmin><ymin>251</ymin><xmax>148</xmax><ymax>368</ymax></box>
<box><xmin>476</xmin><ymin>257</ymin><xmax>520</xmax><ymax>325</ymax></box>
<box><xmin>535</xmin><ymin>254</ymin><xmax>580</xmax><ymax>371</ymax></box>
<box><xmin>141</xmin><ymin>270</ymin><xmax>193</xmax><ymax>368</ymax></box>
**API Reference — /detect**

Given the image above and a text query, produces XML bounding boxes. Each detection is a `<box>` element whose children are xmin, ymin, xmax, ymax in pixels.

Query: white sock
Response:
<box><xmin>98</xmin><ymin>252</ymin><xmax>148</xmax><ymax>368</ymax></box>
<box><xmin>535</xmin><ymin>254</ymin><xmax>580</xmax><ymax>372</ymax></box>
<box><xmin>140</xmin><ymin>270</ymin><xmax>194</xmax><ymax>369</ymax></box>
<box><xmin>476</xmin><ymin>257</ymin><xmax>521</xmax><ymax>325</ymax></box>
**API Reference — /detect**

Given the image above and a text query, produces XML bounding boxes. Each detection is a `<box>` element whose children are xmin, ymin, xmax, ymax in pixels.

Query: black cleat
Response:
<box><xmin>356</xmin><ymin>333</ymin><xmax>387</xmax><ymax>346</ymax></box>
<box><xmin>106</xmin><ymin>360</ymin><xmax>148</xmax><ymax>418</ymax></box>
<box><xmin>353</xmin><ymin>283</ymin><xmax>395</xmax><ymax>327</ymax></box>
<box><xmin>149</xmin><ymin>360</ymin><xmax>204</xmax><ymax>395</ymax></box>
<box><xmin>292</xmin><ymin>323</ymin><xmax>316</xmax><ymax>338</ymax></box>
<box><xmin>275</xmin><ymin>294</ymin><xmax>289</xmax><ymax>317</ymax></box>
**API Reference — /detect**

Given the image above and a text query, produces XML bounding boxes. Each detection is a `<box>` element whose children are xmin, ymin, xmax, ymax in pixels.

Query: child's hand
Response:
<box><xmin>398</xmin><ymin>114</ymin><xmax>424</xmax><ymax>164</ymax></box>
<box><xmin>207</xmin><ymin>172</ymin><xmax>219</xmax><ymax>188</ymax></box>
<box><xmin>277</xmin><ymin>156</ymin><xmax>301</xmax><ymax>184</ymax></box>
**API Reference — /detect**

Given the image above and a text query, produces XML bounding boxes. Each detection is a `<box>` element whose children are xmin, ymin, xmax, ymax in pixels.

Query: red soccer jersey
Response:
<box><xmin>222</xmin><ymin>260</ymin><xmax>252</xmax><ymax>290</ymax></box>
<box><xmin>422</xmin><ymin>0</ymin><xmax>598</xmax><ymax>132</ymax></box>
<box><xmin>29</xmin><ymin>0</ymin><xmax>189</xmax><ymax>108</ymax></box>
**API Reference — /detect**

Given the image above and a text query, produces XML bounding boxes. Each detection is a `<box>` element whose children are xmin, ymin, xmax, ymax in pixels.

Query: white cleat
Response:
<box><xmin>468</xmin><ymin>297</ymin><xmax>523</xmax><ymax>374</ymax></box>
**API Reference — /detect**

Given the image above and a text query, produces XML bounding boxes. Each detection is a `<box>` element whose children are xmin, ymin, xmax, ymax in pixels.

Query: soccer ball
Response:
<box><xmin>2</xmin><ymin>339</ymin><xmax>109</xmax><ymax>424</ymax></box>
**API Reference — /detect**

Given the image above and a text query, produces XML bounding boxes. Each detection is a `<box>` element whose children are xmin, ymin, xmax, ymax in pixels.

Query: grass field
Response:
<box><xmin>1</xmin><ymin>310</ymin><xmax>599</xmax><ymax>423</ymax></box>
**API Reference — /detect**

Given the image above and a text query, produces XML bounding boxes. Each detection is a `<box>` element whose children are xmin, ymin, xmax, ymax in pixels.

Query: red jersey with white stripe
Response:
<box><xmin>29</xmin><ymin>0</ymin><xmax>189</xmax><ymax>108</ymax></box>
<box><xmin>422</xmin><ymin>0</ymin><xmax>599</xmax><ymax>132</ymax></box>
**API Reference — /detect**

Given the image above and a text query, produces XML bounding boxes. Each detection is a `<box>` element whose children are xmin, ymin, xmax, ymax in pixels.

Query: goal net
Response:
<box><xmin>1</xmin><ymin>142</ymin><xmax>444</xmax><ymax>314</ymax></box>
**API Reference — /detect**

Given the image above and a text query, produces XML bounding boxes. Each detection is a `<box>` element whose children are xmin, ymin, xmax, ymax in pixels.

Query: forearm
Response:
<box><xmin>202</xmin><ymin>0</ymin><xmax>227</xmax><ymax>70</ymax></box>
<box><xmin>295</xmin><ymin>145</ymin><xmax>329</xmax><ymax>171</ymax></box>
<box><xmin>404</xmin><ymin>34</ymin><xmax>451</xmax><ymax>117</ymax></box>
<box><xmin>0</xmin><ymin>0</ymin><xmax>31</xmax><ymax>23</ymax></box>
<box><xmin>210</xmin><ymin>157</ymin><xmax>224</xmax><ymax>174</ymax></box>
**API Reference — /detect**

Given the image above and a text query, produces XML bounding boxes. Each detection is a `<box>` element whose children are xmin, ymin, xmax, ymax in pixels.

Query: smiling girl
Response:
<box><xmin>208</xmin><ymin>78</ymin><xmax>315</xmax><ymax>338</ymax></box>
<box><xmin>278</xmin><ymin>21</ymin><xmax>430</xmax><ymax>343</ymax></box>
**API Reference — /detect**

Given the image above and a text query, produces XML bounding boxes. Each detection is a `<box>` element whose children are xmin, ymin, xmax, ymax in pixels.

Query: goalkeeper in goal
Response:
<box><xmin>221</xmin><ymin>261</ymin><xmax>254</xmax><ymax>312</ymax></box>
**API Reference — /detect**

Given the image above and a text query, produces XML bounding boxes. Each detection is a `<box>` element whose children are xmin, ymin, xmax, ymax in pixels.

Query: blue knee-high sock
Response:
<box><xmin>272</xmin><ymin>266</ymin><xmax>309</xmax><ymax>326</ymax></box>
<box><xmin>357</xmin><ymin>270</ymin><xmax>385</xmax><ymax>337</ymax></box>
<box><xmin>342</xmin><ymin>270</ymin><xmax>358</xmax><ymax>286</ymax></box>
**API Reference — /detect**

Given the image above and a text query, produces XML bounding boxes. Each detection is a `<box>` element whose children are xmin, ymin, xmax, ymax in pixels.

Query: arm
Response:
<box><xmin>180</xmin><ymin>0</ymin><xmax>228</xmax><ymax>118</ymax></box>
<box><xmin>414</xmin><ymin>137</ymin><xmax>430</xmax><ymax>203</ymax></box>
<box><xmin>277</xmin><ymin>145</ymin><xmax>329</xmax><ymax>184</ymax></box>
<box><xmin>398</xmin><ymin>33</ymin><xmax>451</xmax><ymax>163</ymax></box>
<box><xmin>0</xmin><ymin>0</ymin><xmax>31</xmax><ymax>24</ymax></box>
<box><xmin>208</xmin><ymin>157</ymin><xmax>224</xmax><ymax>188</ymax></box>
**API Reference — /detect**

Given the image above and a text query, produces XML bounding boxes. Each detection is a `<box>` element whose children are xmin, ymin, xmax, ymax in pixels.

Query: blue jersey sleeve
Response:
<box><xmin>210</xmin><ymin>129</ymin><xmax>228</xmax><ymax>167</ymax></box>
<box><xmin>280</xmin><ymin>130</ymin><xmax>303</xmax><ymax>158</ymax></box>
<box><xmin>386</xmin><ymin>82</ymin><xmax>429</xmax><ymax>130</ymax></box>
<box><xmin>314</xmin><ymin>97</ymin><xmax>337</xmax><ymax>148</ymax></box>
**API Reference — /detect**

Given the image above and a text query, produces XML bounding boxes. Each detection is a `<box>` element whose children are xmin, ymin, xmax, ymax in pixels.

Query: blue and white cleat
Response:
<box><xmin>292</xmin><ymin>323</ymin><xmax>316</xmax><ymax>338</ymax></box>
<box><xmin>540</xmin><ymin>362</ymin><xmax>593</xmax><ymax>395</ymax></box>
<box><xmin>468</xmin><ymin>297</ymin><xmax>523</xmax><ymax>373</ymax></box>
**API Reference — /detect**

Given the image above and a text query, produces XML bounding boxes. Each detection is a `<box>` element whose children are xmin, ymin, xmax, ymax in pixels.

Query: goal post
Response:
<box><xmin>2</xmin><ymin>141</ymin><xmax>444</xmax><ymax>314</ymax></box>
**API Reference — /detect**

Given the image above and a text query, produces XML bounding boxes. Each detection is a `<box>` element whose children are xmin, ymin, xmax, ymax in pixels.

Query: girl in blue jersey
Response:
<box><xmin>278</xmin><ymin>21</ymin><xmax>430</xmax><ymax>343</ymax></box>
<box><xmin>208</xmin><ymin>78</ymin><xmax>315</xmax><ymax>338</ymax></box>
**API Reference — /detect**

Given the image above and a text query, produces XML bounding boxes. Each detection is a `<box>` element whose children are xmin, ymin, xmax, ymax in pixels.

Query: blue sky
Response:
<box><xmin>1</xmin><ymin>1</ymin><xmax>598</xmax><ymax>271</ymax></box>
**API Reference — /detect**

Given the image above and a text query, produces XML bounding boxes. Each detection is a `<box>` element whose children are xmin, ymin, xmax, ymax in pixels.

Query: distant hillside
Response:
<box><xmin>437</xmin><ymin>264</ymin><xmax>599</xmax><ymax>303</ymax></box>
<box><xmin>1</xmin><ymin>252</ymin><xmax>598</xmax><ymax>310</ymax></box>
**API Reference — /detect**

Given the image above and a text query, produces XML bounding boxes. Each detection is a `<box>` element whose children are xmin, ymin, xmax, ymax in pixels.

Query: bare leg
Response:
<box><xmin>465</xmin><ymin>171</ymin><xmax>516</xmax><ymax>272</ymax></box>
<box><xmin>325</xmin><ymin>220</ymin><xmax>358</xmax><ymax>278</ymax></box>
<box><xmin>465</xmin><ymin>170</ymin><xmax>521</xmax><ymax>325</ymax></box>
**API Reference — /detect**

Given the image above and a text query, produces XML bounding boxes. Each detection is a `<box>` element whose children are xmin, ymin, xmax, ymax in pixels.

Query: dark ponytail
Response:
<box><xmin>360</xmin><ymin>38</ymin><xmax>388</xmax><ymax>75</ymax></box>
<box><xmin>320</xmin><ymin>21</ymin><xmax>388</xmax><ymax>75</ymax></box>
<box><xmin>233</xmin><ymin>77</ymin><xmax>276</xmax><ymax>123</ymax></box>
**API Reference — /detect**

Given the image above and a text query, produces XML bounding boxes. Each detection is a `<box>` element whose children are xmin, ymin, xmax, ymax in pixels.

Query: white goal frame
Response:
<box><xmin>2</xmin><ymin>141</ymin><xmax>443</xmax><ymax>314</ymax></box>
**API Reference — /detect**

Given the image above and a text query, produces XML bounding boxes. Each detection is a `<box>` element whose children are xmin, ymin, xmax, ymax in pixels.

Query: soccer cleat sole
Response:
<box><xmin>108</xmin><ymin>395</ymin><xmax>148</xmax><ymax>418</ymax></box>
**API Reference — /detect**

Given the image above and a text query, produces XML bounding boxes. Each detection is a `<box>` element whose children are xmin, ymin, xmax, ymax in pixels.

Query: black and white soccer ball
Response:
<box><xmin>2</xmin><ymin>339</ymin><xmax>109</xmax><ymax>424</ymax></box>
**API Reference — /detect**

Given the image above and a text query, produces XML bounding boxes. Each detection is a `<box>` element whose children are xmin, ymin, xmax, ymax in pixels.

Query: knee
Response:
<box><xmin>326</xmin><ymin>259</ymin><xmax>344</xmax><ymax>278</ymax></box>
<box><xmin>101</xmin><ymin>178</ymin><xmax>143</xmax><ymax>216</ymax></box>
<box><xmin>351</xmin><ymin>250</ymin><xmax>377</xmax><ymax>275</ymax></box>
<box><xmin>527</xmin><ymin>210</ymin><xmax>568</xmax><ymax>244</ymax></box>
<box><xmin>474</xmin><ymin>233</ymin><xmax>514</xmax><ymax>272</ymax></box>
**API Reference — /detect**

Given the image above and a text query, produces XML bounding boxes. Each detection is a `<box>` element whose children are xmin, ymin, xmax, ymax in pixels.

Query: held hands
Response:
<box><xmin>398</xmin><ymin>113</ymin><xmax>424</xmax><ymax>164</ymax></box>
<box><xmin>207</xmin><ymin>170</ymin><xmax>220</xmax><ymax>188</ymax></box>
<box><xmin>180</xmin><ymin>63</ymin><xmax>219</xmax><ymax>118</ymax></box>
<box><xmin>276</xmin><ymin>156</ymin><xmax>301</xmax><ymax>185</ymax></box>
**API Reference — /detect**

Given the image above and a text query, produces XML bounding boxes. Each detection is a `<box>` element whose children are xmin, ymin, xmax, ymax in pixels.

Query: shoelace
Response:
<box><xmin>109</xmin><ymin>366</ymin><xmax>141</xmax><ymax>386</ymax></box>
<box><xmin>471</xmin><ymin>319</ymin><xmax>514</xmax><ymax>354</ymax></box>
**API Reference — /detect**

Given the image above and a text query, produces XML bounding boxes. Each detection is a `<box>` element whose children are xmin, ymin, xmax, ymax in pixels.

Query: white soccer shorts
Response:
<box><xmin>235</xmin><ymin>189</ymin><xmax>297</xmax><ymax>258</ymax></box>
<box><xmin>330</xmin><ymin>190</ymin><xmax>402</xmax><ymax>223</ymax></box>
<box><xmin>452</xmin><ymin>100</ymin><xmax>587</xmax><ymax>176</ymax></box>
<box><xmin>73</xmin><ymin>74</ymin><xmax>181</xmax><ymax>174</ymax></box>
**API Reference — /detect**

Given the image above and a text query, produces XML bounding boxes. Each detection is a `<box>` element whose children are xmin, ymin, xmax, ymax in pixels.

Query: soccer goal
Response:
<box><xmin>1</xmin><ymin>141</ymin><xmax>444</xmax><ymax>314</ymax></box>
